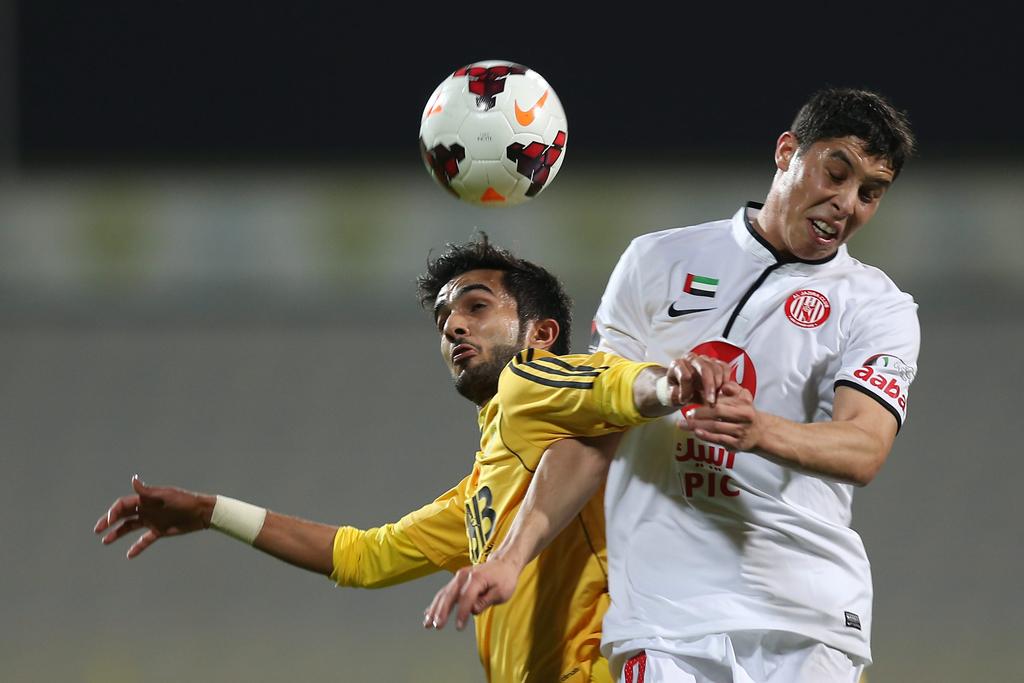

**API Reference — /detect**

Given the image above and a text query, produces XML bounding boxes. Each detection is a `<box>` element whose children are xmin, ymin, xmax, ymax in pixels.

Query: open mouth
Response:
<box><xmin>809</xmin><ymin>218</ymin><xmax>839</xmax><ymax>242</ymax></box>
<box><xmin>451</xmin><ymin>343</ymin><xmax>479</xmax><ymax>365</ymax></box>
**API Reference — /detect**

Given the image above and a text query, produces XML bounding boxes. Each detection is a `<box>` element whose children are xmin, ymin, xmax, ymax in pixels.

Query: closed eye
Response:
<box><xmin>859</xmin><ymin>186</ymin><xmax>884</xmax><ymax>203</ymax></box>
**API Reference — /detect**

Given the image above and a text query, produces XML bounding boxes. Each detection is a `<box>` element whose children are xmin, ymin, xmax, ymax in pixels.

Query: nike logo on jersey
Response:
<box><xmin>667</xmin><ymin>304</ymin><xmax>714</xmax><ymax>317</ymax></box>
<box><xmin>514</xmin><ymin>90</ymin><xmax>548</xmax><ymax>125</ymax></box>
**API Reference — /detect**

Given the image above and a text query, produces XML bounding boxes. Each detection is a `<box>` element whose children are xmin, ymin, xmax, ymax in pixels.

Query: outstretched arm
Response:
<box><xmin>95</xmin><ymin>475</ymin><xmax>336</xmax><ymax>574</ymax></box>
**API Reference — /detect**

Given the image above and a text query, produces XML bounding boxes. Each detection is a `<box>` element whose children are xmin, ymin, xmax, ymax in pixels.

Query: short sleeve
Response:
<box><xmin>834</xmin><ymin>293</ymin><xmax>920</xmax><ymax>430</ymax></box>
<box><xmin>499</xmin><ymin>349</ymin><xmax>660</xmax><ymax>447</ymax></box>
<box><xmin>592</xmin><ymin>238</ymin><xmax>650</xmax><ymax>361</ymax></box>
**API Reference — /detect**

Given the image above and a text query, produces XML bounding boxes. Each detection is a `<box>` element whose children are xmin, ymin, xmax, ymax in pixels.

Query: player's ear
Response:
<box><xmin>776</xmin><ymin>131</ymin><xmax>798</xmax><ymax>172</ymax></box>
<box><xmin>526</xmin><ymin>319</ymin><xmax>560</xmax><ymax>351</ymax></box>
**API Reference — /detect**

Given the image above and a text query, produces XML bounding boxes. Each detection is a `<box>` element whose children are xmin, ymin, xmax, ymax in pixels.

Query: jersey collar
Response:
<box><xmin>732</xmin><ymin>202</ymin><xmax>846</xmax><ymax>269</ymax></box>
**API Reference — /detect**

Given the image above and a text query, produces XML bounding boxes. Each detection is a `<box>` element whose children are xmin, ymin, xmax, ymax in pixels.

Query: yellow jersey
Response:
<box><xmin>331</xmin><ymin>349</ymin><xmax>659</xmax><ymax>682</ymax></box>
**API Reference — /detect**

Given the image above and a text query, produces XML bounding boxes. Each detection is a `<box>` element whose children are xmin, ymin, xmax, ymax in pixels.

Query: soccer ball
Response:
<box><xmin>419</xmin><ymin>61</ymin><xmax>568</xmax><ymax>207</ymax></box>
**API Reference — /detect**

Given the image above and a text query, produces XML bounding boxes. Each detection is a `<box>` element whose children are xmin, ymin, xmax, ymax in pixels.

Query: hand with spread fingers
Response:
<box><xmin>94</xmin><ymin>475</ymin><xmax>214</xmax><ymax>559</ymax></box>
<box><xmin>684</xmin><ymin>381</ymin><xmax>762</xmax><ymax>452</ymax></box>
<box><xmin>424</xmin><ymin>559</ymin><xmax>521</xmax><ymax>632</ymax></box>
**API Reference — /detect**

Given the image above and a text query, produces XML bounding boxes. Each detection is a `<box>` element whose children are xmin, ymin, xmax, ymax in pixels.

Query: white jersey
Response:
<box><xmin>593</xmin><ymin>203</ymin><xmax>919</xmax><ymax>670</ymax></box>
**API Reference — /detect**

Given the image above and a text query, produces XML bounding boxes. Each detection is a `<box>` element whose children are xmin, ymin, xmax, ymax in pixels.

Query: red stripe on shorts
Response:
<box><xmin>624</xmin><ymin>652</ymin><xmax>647</xmax><ymax>683</ymax></box>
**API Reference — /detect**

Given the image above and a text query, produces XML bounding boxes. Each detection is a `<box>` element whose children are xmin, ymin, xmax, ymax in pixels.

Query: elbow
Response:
<box><xmin>841</xmin><ymin>424</ymin><xmax>893</xmax><ymax>486</ymax></box>
<box><xmin>848</xmin><ymin>468</ymin><xmax>876</xmax><ymax>488</ymax></box>
<box><xmin>848</xmin><ymin>451</ymin><xmax>888</xmax><ymax>487</ymax></box>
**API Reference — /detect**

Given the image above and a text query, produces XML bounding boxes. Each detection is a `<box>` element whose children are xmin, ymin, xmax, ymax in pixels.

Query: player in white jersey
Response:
<box><xmin>426</xmin><ymin>87</ymin><xmax>918</xmax><ymax>683</ymax></box>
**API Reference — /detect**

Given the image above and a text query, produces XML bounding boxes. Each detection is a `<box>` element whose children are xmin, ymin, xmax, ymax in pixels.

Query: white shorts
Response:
<box><xmin>616</xmin><ymin>633</ymin><xmax>864</xmax><ymax>683</ymax></box>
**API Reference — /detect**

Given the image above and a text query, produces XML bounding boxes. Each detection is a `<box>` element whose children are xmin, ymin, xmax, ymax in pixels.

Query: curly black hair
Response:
<box><xmin>416</xmin><ymin>234</ymin><xmax>572</xmax><ymax>355</ymax></box>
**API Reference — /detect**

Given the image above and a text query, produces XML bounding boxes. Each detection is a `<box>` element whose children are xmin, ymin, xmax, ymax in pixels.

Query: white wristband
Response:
<box><xmin>210</xmin><ymin>496</ymin><xmax>267</xmax><ymax>545</ymax></box>
<box><xmin>655</xmin><ymin>375</ymin><xmax>673</xmax><ymax>407</ymax></box>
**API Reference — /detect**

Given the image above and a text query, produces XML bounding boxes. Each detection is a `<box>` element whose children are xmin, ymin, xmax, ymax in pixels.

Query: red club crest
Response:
<box><xmin>784</xmin><ymin>289</ymin><xmax>831</xmax><ymax>328</ymax></box>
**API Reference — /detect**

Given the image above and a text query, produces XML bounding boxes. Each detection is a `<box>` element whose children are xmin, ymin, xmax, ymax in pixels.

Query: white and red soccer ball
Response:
<box><xmin>419</xmin><ymin>61</ymin><xmax>568</xmax><ymax>207</ymax></box>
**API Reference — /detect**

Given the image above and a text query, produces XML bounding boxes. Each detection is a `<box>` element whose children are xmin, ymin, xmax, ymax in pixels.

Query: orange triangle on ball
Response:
<box><xmin>480</xmin><ymin>187</ymin><xmax>506</xmax><ymax>203</ymax></box>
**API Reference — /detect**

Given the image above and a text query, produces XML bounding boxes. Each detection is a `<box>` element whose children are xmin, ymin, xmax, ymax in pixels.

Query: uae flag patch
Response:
<box><xmin>684</xmin><ymin>273</ymin><xmax>719</xmax><ymax>298</ymax></box>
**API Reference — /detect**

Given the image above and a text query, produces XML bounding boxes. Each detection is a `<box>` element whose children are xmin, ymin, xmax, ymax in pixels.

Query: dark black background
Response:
<box><xmin>19</xmin><ymin>3</ymin><xmax>1024</xmax><ymax>165</ymax></box>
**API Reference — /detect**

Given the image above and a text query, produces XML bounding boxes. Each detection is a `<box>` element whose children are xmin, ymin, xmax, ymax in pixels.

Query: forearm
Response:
<box><xmin>196</xmin><ymin>494</ymin><xmax>336</xmax><ymax>575</ymax></box>
<box><xmin>220</xmin><ymin>504</ymin><xmax>434</xmax><ymax>583</ymax></box>
<box><xmin>633</xmin><ymin>353</ymin><xmax>729</xmax><ymax>418</ymax></box>
<box><xmin>632</xmin><ymin>367</ymin><xmax>674</xmax><ymax>418</ymax></box>
<box><xmin>252</xmin><ymin>511</ymin><xmax>338</xmax><ymax>576</ymax></box>
<box><xmin>691</xmin><ymin>385</ymin><xmax>896</xmax><ymax>486</ymax></box>
<box><xmin>490</xmin><ymin>436</ymin><xmax>615</xmax><ymax>572</ymax></box>
<box><xmin>753</xmin><ymin>413</ymin><xmax>889</xmax><ymax>486</ymax></box>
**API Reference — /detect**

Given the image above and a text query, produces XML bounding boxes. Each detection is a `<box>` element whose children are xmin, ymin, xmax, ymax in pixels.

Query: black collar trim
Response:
<box><xmin>743</xmin><ymin>201</ymin><xmax>839</xmax><ymax>266</ymax></box>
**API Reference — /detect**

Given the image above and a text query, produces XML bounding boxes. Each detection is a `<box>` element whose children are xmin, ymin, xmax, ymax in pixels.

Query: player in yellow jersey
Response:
<box><xmin>94</xmin><ymin>236</ymin><xmax>731</xmax><ymax>683</ymax></box>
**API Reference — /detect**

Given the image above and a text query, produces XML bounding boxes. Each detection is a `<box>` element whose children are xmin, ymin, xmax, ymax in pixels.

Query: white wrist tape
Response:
<box><xmin>210</xmin><ymin>496</ymin><xmax>267</xmax><ymax>545</ymax></box>
<box><xmin>655</xmin><ymin>375</ymin><xmax>673</xmax><ymax>407</ymax></box>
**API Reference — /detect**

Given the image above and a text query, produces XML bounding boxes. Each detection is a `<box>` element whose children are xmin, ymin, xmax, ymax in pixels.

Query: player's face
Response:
<box><xmin>766</xmin><ymin>134</ymin><xmax>895</xmax><ymax>261</ymax></box>
<box><xmin>434</xmin><ymin>269</ymin><xmax>526</xmax><ymax>406</ymax></box>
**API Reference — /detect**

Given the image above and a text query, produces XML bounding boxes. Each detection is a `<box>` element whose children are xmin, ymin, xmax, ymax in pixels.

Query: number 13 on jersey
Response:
<box><xmin>465</xmin><ymin>486</ymin><xmax>496</xmax><ymax>563</ymax></box>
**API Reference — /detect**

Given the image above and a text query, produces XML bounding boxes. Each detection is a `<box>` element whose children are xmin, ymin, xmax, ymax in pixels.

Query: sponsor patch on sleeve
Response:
<box><xmin>845</xmin><ymin>353</ymin><xmax>915</xmax><ymax>420</ymax></box>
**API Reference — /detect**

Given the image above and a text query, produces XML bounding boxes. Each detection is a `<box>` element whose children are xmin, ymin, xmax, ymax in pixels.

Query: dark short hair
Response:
<box><xmin>417</xmin><ymin>234</ymin><xmax>573</xmax><ymax>355</ymax></box>
<box><xmin>791</xmin><ymin>87</ymin><xmax>916</xmax><ymax>178</ymax></box>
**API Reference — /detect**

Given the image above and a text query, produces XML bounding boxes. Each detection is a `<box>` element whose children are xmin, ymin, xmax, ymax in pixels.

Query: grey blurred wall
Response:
<box><xmin>1</xmin><ymin>164</ymin><xmax>1021</xmax><ymax>681</ymax></box>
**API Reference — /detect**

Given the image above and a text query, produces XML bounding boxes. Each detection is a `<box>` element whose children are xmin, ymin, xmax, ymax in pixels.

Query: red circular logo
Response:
<box><xmin>688</xmin><ymin>340</ymin><xmax>757</xmax><ymax>398</ymax></box>
<box><xmin>784</xmin><ymin>289</ymin><xmax>831</xmax><ymax>328</ymax></box>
